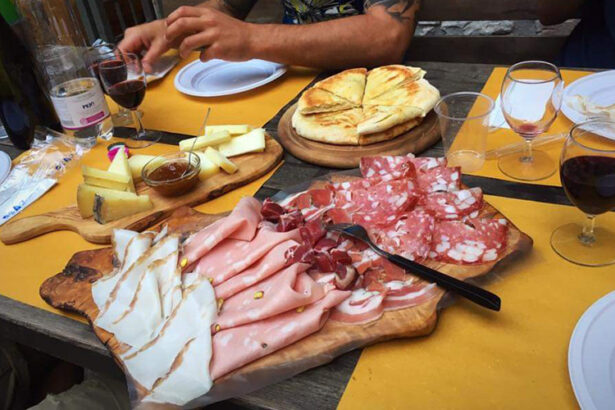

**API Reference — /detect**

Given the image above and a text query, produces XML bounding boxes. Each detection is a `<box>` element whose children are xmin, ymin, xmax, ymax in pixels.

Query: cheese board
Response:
<box><xmin>278</xmin><ymin>104</ymin><xmax>440</xmax><ymax>168</ymax></box>
<box><xmin>0</xmin><ymin>135</ymin><xmax>283</xmax><ymax>245</ymax></box>
<box><xmin>39</xmin><ymin>166</ymin><xmax>532</xmax><ymax>405</ymax></box>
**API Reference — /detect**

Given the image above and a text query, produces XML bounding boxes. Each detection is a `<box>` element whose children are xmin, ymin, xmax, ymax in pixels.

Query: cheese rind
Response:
<box><xmin>179</xmin><ymin>131</ymin><xmax>231</xmax><ymax>152</ymax></box>
<box><xmin>204</xmin><ymin>147</ymin><xmax>238</xmax><ymax>174</ymax></box>
<box><xmin>77</xmin><ymin>184</ymin><xmax>128</xmax><ymax>218</ymax></box>
<box><xmin>217</xmin><ymin>128</ymin><xmax>266</xmax><ymax>157</ymax></box>
<box><xmin>205</xmin><ymin>125</ymin><xmax>251</xmax><ymax>135</ymax></box>
<box><xmin>127</xmin><ymin>155</ymin><xmax>162</xmax><ymax>181</ymax></box>
<box><xmin>82</xmin><ymin>166</ymin><xmax>132</xmax><ymax>191</ymax></box>
<box><xmin>108</xmin><ymin>149</ymin><xmax>136</xmax><ymax>192</ymax></box>
<box><xmin>93</xmin><ymin>191</ymin><xmax>153</xmax><ymax>224</ymax></box>
<box><xmin>192</xmin><ymin>152</ymin><xmax>220</xmax><ymax>180</ymax></box>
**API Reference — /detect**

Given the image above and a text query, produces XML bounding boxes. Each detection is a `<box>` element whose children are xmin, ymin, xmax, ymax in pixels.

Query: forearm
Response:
<box><xmin>537</xmin><ymin>0</ymin><xmax>583</xmax><ymax>25</ymax></box>
<box><xmin>248</xmin><ymin>7</ymin><xmax>413</xmax><ymax>68</ymax></box>
<box><xmin>197</xmin><ymin>0</ymin><xmax>254</xmax><ymax>19</ymax></box>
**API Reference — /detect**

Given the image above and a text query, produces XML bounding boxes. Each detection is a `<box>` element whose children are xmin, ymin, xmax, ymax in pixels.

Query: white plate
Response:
<box><xmin>562</xmin><ymin>70</ymin><xmax>615</xmax><ymax>124</ymax></box>
<box><xmin>174</xmin><ymin>59</ymin><xmax>286</xmax><ymax>97</ymax></box>
<box><xmin>568</xmin><ymin>290</ymin><xmax>615</xmax><ymax>410</ymax></box>
<box><xmin>0</xmin><ymin>150</ymin><xmax>10</xmax><ymax>186</ymax></box>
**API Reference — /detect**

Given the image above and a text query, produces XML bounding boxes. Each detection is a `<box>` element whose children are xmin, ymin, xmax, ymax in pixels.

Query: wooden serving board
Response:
<box><xmin>277</xmin><ymin>104</ymin><xmax>441</xmax><ymax>169</ymax></box>
<box><xmin>40</xmin><ymin>191</ymin><xmax>532</xmax><ymax>404</ymax></box>
<box><xmin>0</xmin><ymin>136</ymin><xmax>283</xmax><ymax>245</ymax></box>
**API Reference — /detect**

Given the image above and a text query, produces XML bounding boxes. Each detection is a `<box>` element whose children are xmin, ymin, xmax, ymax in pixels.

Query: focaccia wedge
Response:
<box><xmin>292</xmin><ymin>107</ymin><xmax>364</xmax><ymax>145</ymax></box>
<box><xmin>363</xmin><ymin>65</ymin><xmax>425</xmax><ymax>104</ymax></box>
<box><xmin>312</xmin><ymin>68</ymin><xmax>367</xmax><ymax>106</ymax></box>
<box><xmin>363</xmin><ymin>79</ymin><xmax>440</xmax><ymax>117</ymax></box>
<box><xmin>297</xmin><ymin>88</ymin><xmax>356</xmax><ymax>115</ymax></box>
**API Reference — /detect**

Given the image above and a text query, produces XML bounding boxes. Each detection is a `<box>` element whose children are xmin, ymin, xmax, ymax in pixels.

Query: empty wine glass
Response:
<box><xmin>551</xmin><ymin>120</ymin><xmax>615</xmax><ymax>266</ymax></box>
<box><xmin>499</xmin><ymin>61</ymin><xmax>564</xmax><ymax>181</ymax></box>
<box><xmin>99</xmin><ymin>52</ymin><xmax>159</xmax><ymax>149</ymax></box>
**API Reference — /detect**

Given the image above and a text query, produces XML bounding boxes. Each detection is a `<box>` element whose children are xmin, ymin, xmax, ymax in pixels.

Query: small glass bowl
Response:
<box><xmin>142</xmin><ymin>152</ymin><xmax>200</xmax><ymax>197</ymax></box>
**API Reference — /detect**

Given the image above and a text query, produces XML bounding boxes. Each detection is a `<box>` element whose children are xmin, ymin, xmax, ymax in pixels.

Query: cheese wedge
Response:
<box><xmin>108</xmin><ymin>149</ymin><xmax>136</xmax><ymax>192</ymax></box>
<box><xmin>191</xmin><ymin>152</ymin><xmax>220</xmax><ymax>180</ymax></box>
<box><xmin>179</xmin><ymin>131</ymin><xmax>231</xmax><ymax>152</ymax></box>
<box><xmin>204</xmin><ymin>147</ymin><xmax>238</xmax><ymax>174</ymax></box>
<box><xmin>217</xmin><ymin>128</ymin><xmax>266</xmax><ymax>158</ymax></box>
<box><xmin>127</xmin><ymin>155</ymin><xmax>162</xmax><ymax>181</ymax></box>
<box><xmin>93</xmin><ymin>191</ymin><xmax>153</xmax><ymax>224</ymax></box>
<box><xmin>205</xmin><ymin>124</ymin><xmax>251</xmax><ymax>135</ymax></box>
<box><xmin>77</xmin><ymin>184</ymin><xmax>125</xmax><ymax>218</ymax></box>
<box><xmin>82</xmin><ymin>166</ymin><xmax>132</xmax><ymax>191</ymax></box>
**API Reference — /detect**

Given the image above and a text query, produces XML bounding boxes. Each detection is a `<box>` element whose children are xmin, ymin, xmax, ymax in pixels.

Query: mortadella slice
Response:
<box><xmin>195</xmin><ymin>223</ymin><xmax>301</xmax><ymax>285</ymax></box>
<box><xmin>210</xmin><ymin>289</ymin><xmax>350</xmax><ymax>379</ymax></box>
<box><xmin>182</xmin><ymin>197</ymin><xmax>262</xmax><ymax>266</ymax></box>
<box><xmin>216</xmin><ymin>263</ymin><xmax>325</xmax><ymax>329</ymax></box>
<box><xmin>214</xmin><ymin>239</ymin><xmax>299</xmax><ymax>300</ymax></box>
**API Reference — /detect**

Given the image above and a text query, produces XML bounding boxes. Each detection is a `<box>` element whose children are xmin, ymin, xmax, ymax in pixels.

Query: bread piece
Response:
<box><xmin>313</xmin><ymin>68</ymin><xmax>367</xmax><ymax>105</ymax></box>
<box><xmin>292</xmin><ymin>107</ymin><xmax>364</xmax><ymax>145</ymax></box>
<box><xmin>358</xmin><ymin>118</ymin><xmax>422</xmax><ymax>145</ymax></box>
<box><xmin>364</xmin><ymin>79</ymin><xmax>440</xmax><ymax>116</ymax></box>
<box><xmin>358</xmin><ymin>105</ymin><xmax>423</xmax><ymax>135</ymax></box>
<box><xmin>297</xmin><ymin>88</ymin><xmax>356</xmax><ymax>115</ymax></box>
<box><xmin>363</xmin><ymin>65</ymin><xmax>425</xmax><ymax>104</ymax></box>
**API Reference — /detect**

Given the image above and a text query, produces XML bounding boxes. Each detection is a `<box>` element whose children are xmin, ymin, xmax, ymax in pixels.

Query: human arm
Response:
<box><xmin>536</xmin><ymin>0</ymin><xmax>584</xmax><ymax>26</ymax></box>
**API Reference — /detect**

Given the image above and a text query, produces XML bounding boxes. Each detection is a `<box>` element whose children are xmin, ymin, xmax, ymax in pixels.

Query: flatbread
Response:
<box><xmin>297</xmin><ymin>88</ymin><xmax>356</xmax><ymax>115</ymax></box>
<box><xmin>364</xmin><ymin>79</ymin><xmax>440</xmax><ymax>116</ymax></box>
<box><xmin>363</xmin><ymin>65</ymin><xmax>425</xmax><ymax>104</ymax></box>
<box><xmin>292</xmin><ymin>108</ymin><xmax>363</xmax><ymax>145</ymax></box>
<box><xmin>358</xmin><ymin>117</ymin><xmax>422</xmax><ymax>146</ymax></box>
<box><xmin>313</xmin><ymin>68</ymin><xmax>367</xmax><ymax>106</ymax></box>
<box><xmin>358</xmin><ymin>105</ymin><xmax>423</xmax><ymax>135</ymax></box>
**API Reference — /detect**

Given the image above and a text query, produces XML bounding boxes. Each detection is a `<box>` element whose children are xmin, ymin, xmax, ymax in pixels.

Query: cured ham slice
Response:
<box><xmin>111</xmin><ymin>229</ymin><xmax>138</xmax><ymax>267</ymax></box>
<box><xmin>210</xmin><ymin>289</ymin><xmax>350</xmax><ymax>379</ymax></box>
<box><xmin>420</xmin><ymin>188</ymin><xmax>483</xmax><ymax>220</ymax></box>
<box><xmin>214</xmin><ymin>240</ymin><xmax>299</xmax><ymax>300</ymax></box>
<box><xmin>216</xmin><ymin>263</ymin><xmax>325</xmax><ymax>329</ymax></box>
<box><xmin>148</xmin><ymin>251</ymin><xmax>181</xmax><ymax>319</ymax></box>
<box><xmin>182</xmin><ymin>197</ymin><xmax>262</xmax><ymax>266</ymax></box>
<box><xmin>195</xmin><ymin>223</ymin><xmax>301</xmax><ymax>285</ymax></box>
<box><xmin>121</xmin><ymin>276</ymin><xmax>217</xmax><ymax>390</ymax></box>
<box><xmin>382</xmin><ymin>280</ymin><xmax>438</xmax><ymax>310</ymax></box>
<box><xmin>330</xmin><ymin>288</ymin><xmax>385</xmax><ymax>324</ymax></box>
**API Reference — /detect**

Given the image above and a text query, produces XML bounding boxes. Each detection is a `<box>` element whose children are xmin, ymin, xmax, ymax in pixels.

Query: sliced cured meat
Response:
<box><xmin>330</xmin><ymin>178</ymin><xmax>380</xmax><ymax>193</ymax></box>
<box><xmin>383</xmin><ymin>281</ymin><xmax>438</xmax><ymax>310</ymax></box>
<box><xmin>408</xmin><ymin>157</ymin><xmax>447</xmax><ymax>172</ymax></box>
<box><xmin>277</xmin><ymin>210</ymin><xmax>303</xmax><ymax>232</ymax></box>
<box><xmin>210</xmin><ymin>289</ymin><xmax>350</xmax><ymax>379</ymax></box>
<box><xmin>214</xmin><ymin>240</ymin><xmax>299</xmax><ymax>300</ymax></box>
<box><xmin>349</xmin><ymin>179</ymin><xmax>419</xmax><ymax>227</ymax></box>
<box><xmin>420</xmin><ymin>188</ymin><xmax>483</xmax><ymax>220</ymax></box>
<box><xmin>376</xmin><ymin>209</ymin><xmax>435</xmax><ymax>262</ymax></box>
<box><xmin>195</xmin><ymin>223</ymin><xmax>301</xmax><ymax>285</ymax></box>
<box><xmin>430</xmin><ymin>218</ymin><xmax>508</xmax><ymax>264</ymax></box>
<box><xmin>182</xmin><ymin>197</ymin><xmax>262</xmax><ymax>266</ymax></box>
<box><xmin>308</xmin><ymin>189</ymin><xmax>334</xmax><ymax>207</ymax></box>
<box><xmin>359</xmin><ymin>155</ymin><xmax>416</xmax><ymax>181</ymax></box>
<box><xmin>260</xmin><ymin>198</ymin><xmax>285</xmax><ymax>222</ymax></box>
<box><xmin>215</xmin><ymin>263</ymin><xmax>325</xmax><ymax>329</ymax></box>
<box><xmin>415</xmin><ymin>165</ymin><xmax>461</xmax><ymax>193</ymax></box>
<box><xmin>299</xmin><ymin>219</ymin><xmax>327</xmax><ymax>246</ymax></box>
<box><xmin>330</xmin><ymin>288</ymin><xmax>385</xmax><ymax>324</ymax></box>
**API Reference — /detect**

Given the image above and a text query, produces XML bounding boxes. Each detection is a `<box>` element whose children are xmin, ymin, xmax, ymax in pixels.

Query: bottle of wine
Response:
<box><xmin>0</xmin><ymin>15</ymin><xmax>61</xmax><ymax>149</ymax></box>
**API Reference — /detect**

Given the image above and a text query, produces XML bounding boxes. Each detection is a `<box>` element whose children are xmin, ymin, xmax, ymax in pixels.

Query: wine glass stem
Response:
<box><xmin>132</xmin><ymin>109</ymin><xmax>144</xmax><ymax>139</ymax></box>
<box><xmin>521</xmin><ymin>138</ymin><xmax>533</xmax><ymax>163</ymax></box>
<box><xmin>579</xmin><ymin>214</ymin><xmax>597</xmax><ymax>245</ymax></box>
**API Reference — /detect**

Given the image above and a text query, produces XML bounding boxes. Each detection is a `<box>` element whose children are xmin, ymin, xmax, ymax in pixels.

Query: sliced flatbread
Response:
<box><xmin>358</xmin><ymin>105</ymin><xmax>423</xmax><ymax>135</ymax></box>
<box><xmin>364</xmin><ymin>79</ymin><xmax>440</xmax><ymax>116</ymax></box>
<box><xmin>292</xmin><ymin>107</ymin><xmax>364</xmax><ymax>145</ymax></box>
<box><xmin>358</xmin><ymin>117</ymin><xmax>422</xmax><ymax>146</ymax></box>
<box><xmin>363</xmin><ymin>65</ymin><xmax>425</xmax><ymax>104</ymax></box>
<box><xmin>297</xmin><ymin>87</ymin><xmax>356</xmax><ymax>115</ymax></box>
<box><xmin>313</xmin><ymin>68</ymin><xmax>367</xmax><ymax>106</ymax></box>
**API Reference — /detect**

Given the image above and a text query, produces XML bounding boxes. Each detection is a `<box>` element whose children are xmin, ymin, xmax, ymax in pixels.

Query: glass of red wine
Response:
<box><xmin>99</xmin><ymin>52</ymin><xmax>159</xmax><ymax>148</ymax></box>
<box><xmin>499</xmin><ymin>61</ymin><xmax>564</xmax><ymax>181</ymax></box>
<box><xmin>551</xmin><ymin>119</ymin><xmax>615</xmax><ymax>266</ymax></box>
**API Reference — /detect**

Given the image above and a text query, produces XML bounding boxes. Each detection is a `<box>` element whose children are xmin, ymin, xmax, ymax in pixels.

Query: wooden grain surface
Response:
<box><xmin>0</xmin><ymin>136</ymin><xmax>283</xmax><ymax>245</ymax></box>
<box><xmin>277</xmin><ymin>104</ymin><xmax>440</xmax><ymax>169</ymax></box>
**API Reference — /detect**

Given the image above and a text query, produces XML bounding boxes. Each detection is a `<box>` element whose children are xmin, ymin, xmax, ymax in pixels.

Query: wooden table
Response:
<box><xmin>0</xmin><ymin>61</ymin><xmax>577</xmax><ymax>409</ymax></box>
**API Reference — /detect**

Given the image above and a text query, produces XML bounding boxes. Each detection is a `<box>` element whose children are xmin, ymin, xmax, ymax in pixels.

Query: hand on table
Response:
<box><xmin>165</xmin><ymin>6</ymin><xmax>254</xmax><ymax>62</ymax></box>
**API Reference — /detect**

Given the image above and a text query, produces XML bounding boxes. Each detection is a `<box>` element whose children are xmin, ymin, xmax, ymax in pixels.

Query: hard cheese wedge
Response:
<box><xmin>128</xmin><ymin>155</ymin><xmax>163</xmax><ymax>182</ymax></box>
<box><xmin>217</xmin><ymin>128</ymin><xmax>266</xmax><ymax>158</ymax></box>
<box><xmin>179</xmin><ymin>131</ymin><xmax>231</xmax><ymax>152</ymax></box>
<box><xmin>205</xmin><ymin>125</ymin><xmax>252</xmax><ymax>136</ymax></box>
<box><xmin>108</xmin><ymin>149</ymin><xmax>136</xmax><ymax>192</ymax></box>
<box><xmin>192</xmin><ymin>152</ymin><xmax>220</xmax><ymax>180</ymax></box>
<box><xmin>82</xmin><ymin>166</ymin><xmax>132</xmax><ymax>191</ymax></box>
<box><xmin>76</xmin><ymin>184</ymin><xmax>123</xmax><ymax>218</ymax></box>
<box><xmin>93</xmin><ymin>191</ymin><xmax>153</xmax><ymax>224</ymax></box>
<box><xmin>204</xmin><ymin>147</ymin><xmax>238</xmax><ymax>174</ymax></box>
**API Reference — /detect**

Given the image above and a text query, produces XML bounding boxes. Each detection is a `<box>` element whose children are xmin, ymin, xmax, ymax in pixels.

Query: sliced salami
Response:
<box><xmin>420</xmin><ymin>187</ymin><xmax>483</xmax><ymax>220</ymax></box>
<box><xmin>415</xmin><ymin>165</ymin><xmax>461</xmax><ymax>193</ymax></box>
<box><xmin>350</xmin><ymin>179</ymin><xmax>419</xmax><ymax>227</ymax></box>
<box><xmin>360</xmin><ymin>154</ymin><xmax>416</xmax><ymax>181</ymax></box>
<box><xmin>375</xmin><ymin>209</ymin><xmax>435</xmax><ymax>262</ymax></box>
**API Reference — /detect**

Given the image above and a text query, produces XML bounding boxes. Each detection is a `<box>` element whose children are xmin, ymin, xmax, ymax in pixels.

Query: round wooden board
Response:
<box><xmin>277</xmin><ymin>103</ymin><xmax>441</xmax><ymax>169</ymax></box>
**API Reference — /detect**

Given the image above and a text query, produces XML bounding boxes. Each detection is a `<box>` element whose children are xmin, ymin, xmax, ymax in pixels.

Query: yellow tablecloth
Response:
<box><xmin>0</xmin><ymin>56</ymin><xmax>316</xmax><ymax>320</ymax></box>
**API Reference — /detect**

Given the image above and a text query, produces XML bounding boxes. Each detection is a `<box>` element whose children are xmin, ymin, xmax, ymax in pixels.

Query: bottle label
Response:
<box><xmin>50</xmin><ymin>78</ymin><xmax>110</xmax><ymax>130</ymax></box>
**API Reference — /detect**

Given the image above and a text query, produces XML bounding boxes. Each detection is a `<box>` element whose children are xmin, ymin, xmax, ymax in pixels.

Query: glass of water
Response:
<box><xmin>434</xmin><ymin>92</ymin><xmax>494</xmax><ymax>173</ymax></box>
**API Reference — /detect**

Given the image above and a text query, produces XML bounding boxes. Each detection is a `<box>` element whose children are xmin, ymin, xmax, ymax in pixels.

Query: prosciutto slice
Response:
<box><xmin>214</xmin><ymin>239</ymin><xmax>300</xmax><ymax>300</ymax></box>
<box><xmin>210</xmin><ymin>289</ymin><xmax>350</xmax><ymax>379</ymax></box>
<box><xmin>182</xmin><ymin>197</ymin><xmax>262</xmax><ymax>266</ymax></box>
<box><xmin>216</xmin><ymin>263</ymin><xmax>325</xmax><ymax>329</ymax></box>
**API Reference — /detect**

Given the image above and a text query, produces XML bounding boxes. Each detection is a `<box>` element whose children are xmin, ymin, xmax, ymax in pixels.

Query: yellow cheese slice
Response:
<box><xmin>204</xmin><ymin>147</ymin><xmax>238</xmax><ymax>174</ymax></box>
<box><xmin>217</xmin><ymin>128</ymin><xmax>266</xmax><ymax>158</ymax></box>
<box><xmin>179</xmin><ymin>131</ymin><xmax>231</xmax><ymax>152</ymax></box>
<box><xmin>192</xmin><ymin>152</ymin><xmax>220</xmax><ymax>180</ymax></box>
<box><xmin>77</xmin><ymin>184</ymin><xmax>125</xmax><ymax>218</ymax></box>
<box><xmin>127</xmin><ymin>155</ymin><xmax>163</xmax><ymax>182</ymax></box>
<box><xmin>93</xmin><ymin>191</ymin><xmax>153</xmax><ymax>224</ymax></box>
<box><xmin>204</xmin><ymin>125</ymin><xmax>252</xmax><ymax>136</ymax></box>
<box><xmin>82</xmin><ymin>166</ymin><xmax>132</xmax><ymax>191</ymax></box>
<box><xmin>108</xmin><ymin>149</ymin><xmax>136</xmax><ymax>192</ymax></box>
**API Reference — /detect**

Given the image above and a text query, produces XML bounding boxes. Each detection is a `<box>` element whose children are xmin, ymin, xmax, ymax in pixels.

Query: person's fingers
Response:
<box><xmin>166</xmin><ymin>6</ymin><xmax>205</xmax><ymax>26</ymax></box>
<box><xmin>142</xmin><ymin>38</ymin><xmax>170</xmax><ymax>73</ymax></box>
<box><xmin>117</xmin><ymin>27</ymin><xmax>145</xmax><ymax>55</ymax></box>
<box><xmin>178</xmin><ymin>31</ymin><xmax>217</xmax><ymax>59</ymax></box>
<box><xmin>165</xmin><ymin>17</ymin><xmax>207</xmax><ymax>43</ymax></box>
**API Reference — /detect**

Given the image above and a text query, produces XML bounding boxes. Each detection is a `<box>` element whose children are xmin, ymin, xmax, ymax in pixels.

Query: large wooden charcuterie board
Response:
<box><xmin>0</xmin><ymin>136</ymin><xmax>283</xmax><ymax>245</ymax></box>
<box><xmin>39</xmin><ymin>181</ymin><xmax>532</xmax><ymax>403</ymax></box>
<box><xmin>277</xmin><ymin>104</ymin><xmax>441</xmax><ymax>169</ymax></box>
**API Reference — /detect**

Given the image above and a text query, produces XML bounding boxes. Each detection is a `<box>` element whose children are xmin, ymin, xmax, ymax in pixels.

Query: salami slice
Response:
<box><xmin>429</xmin><ymin>218</ymin><xmax>508</xmax><ymax>264</ymax></box>
<box><xmin>350</xmin><ymin>179</ymin><xmax>419</xmax><ymax>227</ymax></box>
<box><xmin>375</xmin><ymin>209</ymin><xmax>435</xmax><ymax>262</ymax></box>
<box><xmin>408</xmin><ymin>157</ymin><xmax>447</xmax><ymax>172</ymax></box>
<box><xmin>415</xmin><ymin>165</ymin><xmax>461</xmax><ymax>193</ymax></box>
<box><xmin>360</xmin><ymin>155</ymin><xmax>416</xmax><ymax>181</ymax></box>
<box><xmin>420</xmin><ymin>187</ymin><xmax>483</xmax><ymax>220</ymax></box>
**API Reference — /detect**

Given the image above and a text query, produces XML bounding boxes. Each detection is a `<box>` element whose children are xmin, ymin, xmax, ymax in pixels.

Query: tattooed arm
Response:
<box><xmin>198</xmin><ymin>0</ymin><xmax>258</xmax><ymax>20</ymax></box>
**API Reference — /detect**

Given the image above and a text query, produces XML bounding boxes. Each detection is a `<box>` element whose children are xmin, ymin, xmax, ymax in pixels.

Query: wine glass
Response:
<box><xmin>84</xmin><ymin>44</ymin><xmax>133</xmax><ymax>127</ymax></box>
<box><xmin>99</xmin><ymin>52</ymin><xmax>159</xmax><ymax>149</ymax></box>
<box><xmin>551</xmin><ymin>119</ymin><xmax>615</xmax><ymax>266</ymax></box>
<box><xmin>499</xmin><ymin>61</ymin><xmax>564</xmax><ymax>181</ymax></box>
